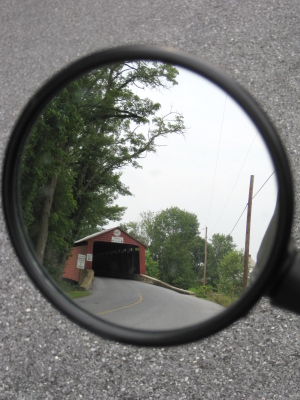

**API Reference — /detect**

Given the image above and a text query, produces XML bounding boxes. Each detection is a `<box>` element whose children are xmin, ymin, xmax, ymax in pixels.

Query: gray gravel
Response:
<box><xmin>1</xmin><ymin>1</ymin><xmax>300</xmax><ymax>398</ymax></box>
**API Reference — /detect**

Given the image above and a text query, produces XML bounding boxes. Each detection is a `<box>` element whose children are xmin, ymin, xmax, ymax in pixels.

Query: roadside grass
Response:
<box><xmin>45</xmin><ymin>265</ymin><xmax>91</xmax><ymax>298</ymax></box>
<box><xmin>55</xmin><ymin>277</ymin><xmax>91</xmax><ymax>299</ymax></box>
<box><xmin>189</xmin><ymin>285</ymin><xmax>239</xmax><ymax>308</ymax></box>
<box><xmin>66</xmin><ymin>290</ymin><xmax>91</xmax><ymax>299</ymax></box>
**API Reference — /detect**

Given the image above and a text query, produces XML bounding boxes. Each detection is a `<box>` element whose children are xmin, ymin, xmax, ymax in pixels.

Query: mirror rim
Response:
<box><xmin>2</xmin><ymin>45</ymin><xmax>294</xmax><ymax>346</ymax></box>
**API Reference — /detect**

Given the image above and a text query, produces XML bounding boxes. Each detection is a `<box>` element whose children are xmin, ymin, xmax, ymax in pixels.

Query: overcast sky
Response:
<box><xmin>106</xmin><ymin>65</ymin><xmax>277</xmax><ymax>261</ymax></box>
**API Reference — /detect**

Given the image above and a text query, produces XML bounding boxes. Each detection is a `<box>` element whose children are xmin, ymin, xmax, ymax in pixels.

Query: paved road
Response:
<box><xmin>75</xmin><ymin>277</ymin><xmax>224</xmax><ymax>330</ymax></box>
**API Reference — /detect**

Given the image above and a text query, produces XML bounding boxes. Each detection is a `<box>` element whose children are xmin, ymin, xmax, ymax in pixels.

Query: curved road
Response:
<box><xmin>75</xmin><ymin>277</ymin><xmax>225</xmax><ymax>331</ymax></box>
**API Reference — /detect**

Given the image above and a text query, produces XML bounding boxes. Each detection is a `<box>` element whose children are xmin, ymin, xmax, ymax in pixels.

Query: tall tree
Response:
<box><xmin>20</xmin><ymin>61</ymin><xmax>185</xmax><ymax>273</ymax></box>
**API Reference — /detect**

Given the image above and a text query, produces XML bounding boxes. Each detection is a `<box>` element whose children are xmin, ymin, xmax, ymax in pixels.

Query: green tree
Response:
<box><xmin>20</xmin><ymin>61</ymin><xmax>185</xmax><ymax>276</ymax></box>
<box><xmin>145</xmin><ymin>250</ymin><xmax>160</xmax><ymax>279</ymax></box>
<box><xmin>206</xmin><ymin>233</ymin><xmax>236</xmax><ymax>288</ymax></box>
<box><xmin>189</xmin><ymin>234</ymin><xmax>206</xmax><ymax>283</ymax></box>
<box><xmin>120</xmin><ymin>210</ymin><xmax>155</xmax><ymax>246</ymax></box>
<box><xmin>218</xmin><ymin>249</ymin><xmax>244</xmax><ymax>298</ymax></box>
<box><xmin>147</xmin><ymin>207</ymin><xmax>200</xmax><ymax>289</ymax></box>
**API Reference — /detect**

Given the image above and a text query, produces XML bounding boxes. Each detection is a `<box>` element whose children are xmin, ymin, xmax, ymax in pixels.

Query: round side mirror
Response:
<box><xmin>2</xmin><ymin>45</ymin><xmax>295</xmax><ymax>346</ymax></box>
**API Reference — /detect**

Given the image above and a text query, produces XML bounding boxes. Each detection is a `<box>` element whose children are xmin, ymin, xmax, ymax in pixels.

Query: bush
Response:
<box><xmin>188</xmin><ymin>285</ymin><xmax>238</xmax><ymax>308</ymax></box>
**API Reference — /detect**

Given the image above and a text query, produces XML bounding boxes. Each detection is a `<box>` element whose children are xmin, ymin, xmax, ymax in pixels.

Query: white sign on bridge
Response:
<box><xmin>111</xmin><ymin>236</ymin><xmax>124</xmax><ymax>243</ymax></box>
<box><xmin>77</xmin><ymin>254</ymin><xmax>86</xmax><ymax>269</ymax></box>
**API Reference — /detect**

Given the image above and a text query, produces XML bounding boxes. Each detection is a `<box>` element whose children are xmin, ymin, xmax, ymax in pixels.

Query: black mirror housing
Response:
<box><xmin>2</xmin><ymin>45</ymin><xmax>297</xmax><ymax>346</ymax></box>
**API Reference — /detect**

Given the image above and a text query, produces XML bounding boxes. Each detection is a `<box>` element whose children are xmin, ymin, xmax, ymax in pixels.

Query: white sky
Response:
<box><xmin>105</xmin><ymin>65</ymin><xmax>277</xmax><ymax>261</ymax></box>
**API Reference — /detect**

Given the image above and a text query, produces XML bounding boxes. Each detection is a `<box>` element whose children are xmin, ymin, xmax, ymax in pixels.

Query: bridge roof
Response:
<box><xmin>75</xmin><ymin>226</ymin><xmax>147</xmax><ymax>248</ymax></box>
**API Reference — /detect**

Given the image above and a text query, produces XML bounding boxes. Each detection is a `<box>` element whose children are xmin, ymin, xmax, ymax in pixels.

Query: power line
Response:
<box><xmin>229</xmin><ymin>204</ymin><xmax>248</xmax><ymax>235</ymax></box>
<box><xmin>212</xmin><ymin>133</ymin><xmax>257</xmax><ymax>232</ymax></box>
<box><xmin>205</xmin><ymin>95</ymin><xmax>227</xmax><ymax>227</ymax></box>
<box><xmin>252</xmin><ymin>170</ymin><xmax>275</xmax><ymax>200</ymax></box>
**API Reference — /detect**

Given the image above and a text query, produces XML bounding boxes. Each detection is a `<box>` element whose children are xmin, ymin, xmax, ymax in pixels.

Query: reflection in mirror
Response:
<box><xmin>19</xmin><ymin>61</ymin><xmax>277</xmax><ymax>331</ymax></box>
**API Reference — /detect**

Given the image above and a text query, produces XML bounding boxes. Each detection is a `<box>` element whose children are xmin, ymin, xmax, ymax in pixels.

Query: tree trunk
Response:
<box><xmin>35</xmin><ymin>175</ymin><xmax>58</xmax><ymax>263</ymax></box>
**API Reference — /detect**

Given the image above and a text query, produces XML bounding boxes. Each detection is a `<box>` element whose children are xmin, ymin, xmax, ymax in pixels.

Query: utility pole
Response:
<box><xmin>243</xmin><ymin>175</ymin><xmax>254</xmax><ymax>292</ymax></box>
<box><xmin>203</xmin><ymin>226</ymin><xmax>208</xmax><ymax>296</ymax></box>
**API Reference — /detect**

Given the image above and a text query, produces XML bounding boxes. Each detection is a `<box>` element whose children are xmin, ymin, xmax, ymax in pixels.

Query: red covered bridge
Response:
<box><xmin>62</xmin><ymin>227</ymin><xmax>146</xmax><ymax>283</ymax></box>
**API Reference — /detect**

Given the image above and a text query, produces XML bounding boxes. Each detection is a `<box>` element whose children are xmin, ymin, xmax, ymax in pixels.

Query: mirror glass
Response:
<box><xmin>18</xmin><ymin>60</ymin><xmax>277</xmax><ymax>331</ymax></box>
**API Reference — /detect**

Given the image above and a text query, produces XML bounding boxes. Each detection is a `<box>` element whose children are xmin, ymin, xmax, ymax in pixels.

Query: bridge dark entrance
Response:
<box><xmin>92</xmin><ymin>241</ymin><xmax>140</xmax><ymax>277</ymax></box>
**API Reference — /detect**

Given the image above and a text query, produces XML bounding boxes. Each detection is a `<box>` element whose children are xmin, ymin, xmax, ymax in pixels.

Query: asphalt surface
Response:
<box><xmin>75</xmin><ymin>277</ymin><xmax>224</xmax><ymax>330</ymax></box>
<box><xmin>1</xmin><ymin>1</ymin><xmax>300</xmax><ymax>398</ymax></box>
